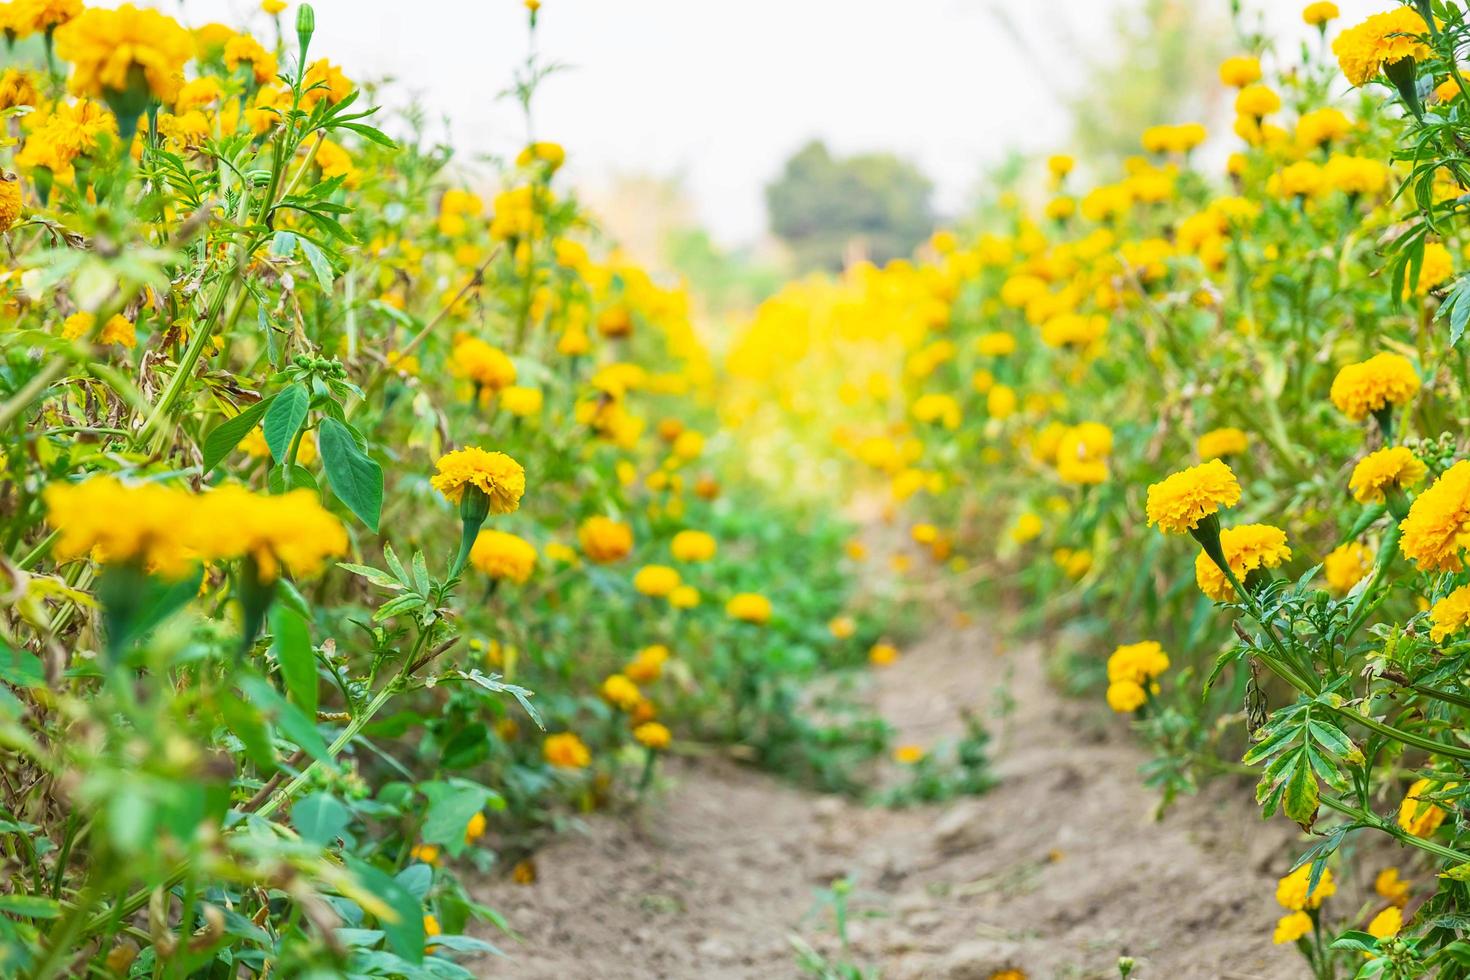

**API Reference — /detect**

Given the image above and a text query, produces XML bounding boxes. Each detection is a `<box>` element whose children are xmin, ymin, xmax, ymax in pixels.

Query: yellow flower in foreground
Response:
<box><xmin>1329</xmin><ymin>352</ymin><xmax>1420</xmax><ymax>421</ymax></box>
<box><xmin>633</xmin><ymin>564</ymin><xmax>681</xmax><ymax>598</ymax></box>
<box><xmin>1197</xmin><ymin>427</ymin><xmax>1248</xmax><ymax>460</ymax></box>
<box><xmin>1323</xmin><ymin>542</ymin><xmax>1373</xmax><ymax>595</ymax></box>
<box><xmin>1273</xmin><ymin>911</ymin><xmax>1312</xmax><ymax>945</ymax></box>
<box><xmin>1333</xmin><ymin>7</ymin><xmax>1430</xmax><ymax>87</ymax></box>
<box><xmin>1367</xmin><ymin>906</ymin><xmax>1403</xmax><ymax>940</ymax></box>
<box><xmin>431</xmin><ymin>447</ymin><xmax>526</xmax><ymax>513</ymax></box>
<box><xmin>1276</xmin><ymin>864</ymin><xmax>1335</xmax><ymax>911</ymax></box>
<box><xmin>54</xmin><ymin>4</ymin><xmax>194</xmax><ymax>106</ymax></box>
<box><xmin>198</xmin><ymin>486</ymin><xmax>348</xmax><ymax>582</ymax></box>
<box><xmin>1194</xmin><ymin>524</ymin><xmax>1292</xmax><ymax>601</ymax></box>
<box><xmin>726</xmin><ymin>592</ymin><xmax>772</xmax><ymax>625</ymax></box>
<box><xmin>1350</xmin><ymin>447</ymin><xmax>1426</xmax><ymax>504</ymax></box>
<box><xmin>600</xmin><ymin>673</ymin><xmax>642</xmax><ymax>711</ymax></box>
<box><xmin>1400</xmin><ymin>461</ymin><xmax>1470</xmax><ymax>572</ymax></box>
<box><xmin>469</xmin><ymin>529</ymin><xmax>537</xmax><ymax>584</ymax></box>
<box><xmin>44</xmin><ymin>476</ymin><xmax>195</xmax><ymax>577</ymax></box>
<box><xmin>633</xmin><ymin>721</ymin><xmax>671</xmax><ymax>750</ymax></box>
<box><xmin>578</xmin><ymin>516</ymin><xmax>633</xmax><ymax>563</ymax></box>
<box><xmin>1429</xmin><ymin>585</ymin><xmax>1470</xmax><ymax>643</ymax></box>
<box><xmin>1398</xmin><ymin>778</ymin><xmax>1454</xmax><ymax>837</ymax></box>
<box><xmin>543</xmin><ymin>732</ymin><xmax>590</xmax><ymax>769</ymax></box>
<box><xmin>670</xmin><ymin>529</ymin><xmax>717</xmax><ymax>562</ymax></box>
<box><xmin>1146</xmin><ymin>459</ymin><xmax>1242</xmax><ymax>534</ymax></box>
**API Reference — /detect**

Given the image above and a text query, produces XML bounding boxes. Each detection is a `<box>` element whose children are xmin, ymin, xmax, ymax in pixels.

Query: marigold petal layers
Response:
<box><xmin>1145</xmin><ymin>459</ymin><xmax>1242</xmax><ymax>534</ymax></box>
<box><xmin>1399</xmin><ymin>460</ymin><xmax>1470</xmax><ymax>573</ymax></box>
<box><xmin>431</xmin><ymin>447</ymin><xmax>526</xmax><ymax>513</ymax></box>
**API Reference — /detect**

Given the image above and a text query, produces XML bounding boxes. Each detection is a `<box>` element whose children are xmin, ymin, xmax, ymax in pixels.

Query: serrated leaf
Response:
<box><xmin>319</xmin><ymin>418</ymin><xmax>382</xmax><ymax>531</ymax></box>
<box><xmin>203</xmin><ymin>394</ymin><xmax>276</xmax><ymax>474</ymax></box>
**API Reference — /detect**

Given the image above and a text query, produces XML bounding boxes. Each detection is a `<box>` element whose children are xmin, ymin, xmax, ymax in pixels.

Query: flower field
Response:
<box><xmin>6</xmin><ymin>0</ymin><xmax>1470</xmax><ymax>976</ymax></box>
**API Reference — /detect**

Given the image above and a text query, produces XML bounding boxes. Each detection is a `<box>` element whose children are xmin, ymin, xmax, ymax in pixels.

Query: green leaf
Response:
<box><xmin>337</xmin><ymin>121</ymin><xmax>397</xmax><ymax>147</ymax></box>
<box><xmin>239</xmin><ymin>675</ymin><xmax>329</xmax><ymax>762</ymax></box>
<box><xmin>0</xmin><ymin>894</ymin><xmax>62</xmax><ymax>919</ymax></box>
<box><xmin>263</xmin><ymin>383</ymin><xmax>310</xmax><ymax>463</ymax></box>
<box><xmin>294</xmin><ymin>792</ymin><xmax>350</xmax><ymax>846</ymax></box>
<box><xmin>218</xmin><ymin>688</ymin><xmax>276</xmax><ymax>770</ymax></box>
<box><xmin>318</xmin><ymin>418</ymin><xmax>382</xmax><ymax>531</ymax></box>
<box><xmin>268</xmin><ymin>464</ymin><xmax>319</xmax><ymax>494</ymax></box>
<box><xmin>346</xmin><ymin>859</ymin><xmax>424</xmax><ymax>964</ymax></box>
<box><xmin>271</xmin><ymin>606</ymin><xmax>317</xmax><ymax>718</ymax></box>
<box><xmin>1283</xmin><ymin>754</ymin><xmax>1320</xmax><ymax>831</ymax></box>
<box><xmin>420</xmin><ymin>781</ymin><xmax>492</xmax><ymax>858</ymax></box>
<box><xmin>298</xmin><ymin>236</ymin><xmax>335</xmax><ymax>291</ymax></box>
<box><xmin>203</xmin><ymin>394</ymin><xmax>277</xmax><ymax>474</ymax></box>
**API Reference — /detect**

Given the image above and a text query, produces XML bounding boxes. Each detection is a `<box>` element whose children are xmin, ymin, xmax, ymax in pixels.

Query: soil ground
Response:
<box><xmin>471</xmin><ymin>625</ymin><xmax>1310</xmax><ymax>979</ymax></box>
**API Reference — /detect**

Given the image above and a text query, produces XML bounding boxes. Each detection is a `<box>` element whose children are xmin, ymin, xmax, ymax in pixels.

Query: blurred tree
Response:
<box><xmin>765</xmin><ymin>140</ymin><xmax>935</xmax><ymax>273</ymax></box>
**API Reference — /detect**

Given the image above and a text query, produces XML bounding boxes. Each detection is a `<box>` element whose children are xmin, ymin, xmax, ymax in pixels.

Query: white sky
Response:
<box><xmin>173</xmin><ymin>0</ymin><xmax>1387</xmax><ymax>244</ymax></box>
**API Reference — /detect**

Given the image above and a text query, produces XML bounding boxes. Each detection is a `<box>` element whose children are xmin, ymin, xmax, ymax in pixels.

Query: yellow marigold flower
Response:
<box><xmin>0</xmin><ymin>172</ymin><xmax>21</xmax><ymax>232</ymax></box>
<box><xmin>634</xmin><ymin>721</ymin><xmax>671</xmax><ymax>750</ymax></box>
<box><xmin>633</xmin><ymin>564</ymin><xmax>681</xmax><ymax>598</ymax></box>
<box><xmin>464</xmin><ymin>811</ymin><xmax>487</xmax><ymax>844</ymax></box>
<box><xmin>1194</xmin><ymin>524</ymin><xmax>1291</xmax><ymax>601</ymax></box>
<box><xmin>1106</xmin><ymin>680</ymin><xmax>1147</xmax><ymax>713</ymax></box>
<box><xmin>1324</xmin><ymin>154</ymin><xmax>1389</xmax><ymax>197</ymax></box>
<box><xmin>670</xmin><ymin>529</ymin><xmax>716</xmax><ymax>563</ymax></box>
<box><xmin>1197</xmin><ymin>427</ymin><xmax>1248</xmax><ymax>460</ymax></box>
<box><xmin>975</xmin><ymin>331</ymin><xmax>1016</xmax><ymax>356</ymax></box>
<box><xmin>543</xmin><ymin>732</ymin><xmax>590</xmax><ymax>769</ymax></box>
<box><xmin>431</xmin><ymin>447</ymin><xmax>526</xmax><ymax>514</ymax></box>
<box><xmin>1399</xmin><ymin>778</ymin><xmax>1454</xmax><ymax>837</ymax></box>
<box><xmin>600</xmin><ymin>673</ymin><xmax>642</xmax><ymax>711</ymax></box>
<box><xmin>1416</xmin><ymin>242</ymin><xmax>1455</xmax><ymax>295</ymax></box>
<box><xmin>511</xmin><ymin>858</ymin><xmax>537</xmax><ymax>883</ymax></box>
<box><xmin>1040</xmin><ymin>313</ymin><xmax>1106</xmax><ymax>352</ymax></box>
<box><xmin>516</xmin><ymin>141</ymin><xmax>565</xmax><ymax>171</ymax></box>
<box><xmin>301</xmin><ymin>58</ymin><xmax>352</xmax><ymax>107</ymax></box>
<box><xmin>1399</xmin><ymin>461</ymin><xmax>1470</xmax><ymax>572</ymax></box>
<box><xmin>726</xmin><ymin>592</ymin><xmax>772</xmax><ymax>625</ymax></box>
<box><xmin>1296</xmin><ymin>107</ymin><xmax>1352</xmax><ymax>148</ymax></box>
<box><xmin>1235</xmin><ymin>84</ymin><xmax>1281</xmax><ymax>118</ymax></box>
<box><xmin>1106</xmin><ymin>641</ymin><xmax>1169</xmax><ymax>685</ymax></box>
<box><xmin>1274</xmin><ymin>160</ymin><xmax>1324</xmax><ymax>199</ymax></box>
<box><xmin>578</xmin><ymin>516</ymin><xmax>633</xmax><ymax>563</ymax></box>
<box><xmin>1044</xmin><ymin>195</ymin><xmax>1076</xmax><ymax>221</ymax></box>
<box><xmin>868</xmin><ymin>642</ymin><xmax>898</xmax><ymax>666</ymax></box>
<box><xmin>97</xmin><ymin>314</ymin><xmax>136</xmax><ymax>348</ymax></box>
<box><xmin>54</xmin><ymin>4</ymin><xmax>193</xmax><ymax>106</ymax></box>
<box><xmin>261</xmin><ymin>0</ymin><xmax>287</xmax><ymax>12</ymax></box>
<box><xmin>1429</xmin><ymin>584</ymin><xmax>1470</xmax><ymax>643</ymax></box>
<box><xmin>1333</xmin><ymin>8</ymin><xmax>1430</xmax><ymax>87</ymax></box>
<box><xmin>410</xmin><ymin>843</ymin><xmax>440</xmax><ymax>866</ymax></box>
<box><xmin>498</xmin><ymin>385</ymin><xmax>543</xmax><ymax>418</ymax></box>
<box><xmin>1273</xmin><ymin>911</ymin><xmax>1312</xmax><ymax>945</ymax></box>
<box><xmin>669</xmin><ymin>584</ymin><xmax>700</xmax><ymax>609</ymax></box>
<box><xmin>1349</xmin><ymin>447</ymin><xmax>1427</xmax><ymax>504</ymax></box>
<box><xmin>1367</xmin><ymin>906</ymin><xmax>1402</xmax><ymax>940</ymax></box>
<box><xmin>11</xmin><ymin>0</ymin><xmax>81</xmax><ymax>36</ymax></box>
<box><xmin>1276</xmin><ymin>864</ymin><xmax>1335</xmax><ymax>911</ymax></box>
<box><xmin>1047</xmin><ymin>154</ymin><xmax>1074</xmax><ymax>178</ymax></box>
<box><xmin>450</xmin><ymin>336</ymin><xmax>517</xmax><ymax>391</ymax></box>
<box><xmin>1146</xmin><ymin>459</ymin><xmax>1242</xmax><ymax>534</ymax></box>
<box><xmin>61</xmin><ymin>311</ymin><xmax>93</xmax><ymax>341</ymax></box>
<box><xmin>1323</xmin><ymin>542</ymin><xmax>1373</xmax><ymax>595</ymax></box>
<box><xmin>1303</xmin><ymin>2</ymin><xmax>1338</xmax><ymax>27</ymax></box>
<box><xmin>44</xmin><ymin>476</ymin><xmax>196</xmax><ymax>577</ymax></box>
<box><xmin>1219</xmin><ymin>55</ymin><xmax>1262</xmax><ymax>88</ymax></box>
<box><xmin>1055</xmin><ymin>422</ymin><xmax>1112</xmax><ymax>485</ymax></box>
<box><xmin>893</xmin><ymin>744</ymin><xmax>925</xmax><ymax>765</ymax></box>
<box><xmin>1010</xmin><ymin>512</ymin><xmax>1044</xmax><ymax>543</ymax></box>
<box><xmin>198</xmin><ymin>486</ymin><xmax>348</xmax><ymax>581</ymax></box>
<box><xmin>912</xmin><ymin>392</ymin><xmax>962</xmax><ymax>429</ymax></box>
<box><xmin>671</xmin><ymin>430</ymin><xmax>703</xmax><ymax>460</ymax></box>
<box><xmin>625</xmin><ymin>644</ymin><xmax>669</xmax><ymax>683</ymax></box>
<box><xmin>469</xmin><ymin>529</ymin><xmax>537</xmax><ymax>584</ymax></box>
<box><xmin>1375</xmin><ymin>867</ymin><xmax>1410</xmax><ymax>907</ymax></box>
<box><xmin>828</xmin><ymin>616</ymin><xmax>856</xmax><ymax>639</ymax></box>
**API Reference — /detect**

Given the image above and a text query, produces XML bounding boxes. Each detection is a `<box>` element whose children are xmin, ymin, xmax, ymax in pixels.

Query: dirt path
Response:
<box><xmin>472</xmin><ymin>627</ymin><xmax>1305</xmax><ymax>979</ymax></box>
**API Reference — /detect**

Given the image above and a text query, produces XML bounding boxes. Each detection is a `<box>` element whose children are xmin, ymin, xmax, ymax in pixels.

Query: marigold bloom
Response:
<box><xmin>1303</xmin><ymin>2</ymin><xmax>1338</xmax><ymax>27</ymax></box>
<box><xmin>44</xmin><ymin>476</ymin><xmax>197</xmax><ymax>577</ymax></box>
<box><xmin>450</xmin><ymin>337</ymin><xmax>517</xmax><ymax>391</ymax></box>
<box><xmin>828</xmin><ymin>616</ymin><xmax>856</xmax><ymax>639</ymax></box>
<box><xmin>1273</xmin><ymin>911</ymin><xmax>1312</xmax><ymax>945</ymax></box>
<box><xmin>670</xmin><ymin>529</ymin><xmax>716</xmax><ymax>563</ymax></box>
<box><xmin>1106</xmin><ymin>680</ymin><xmax>1147</xmax><ymax>713</ymax></box>
<box><xmin>669</xmin><ymin>584</ymin><xmax>700</xmax><ymax>609</ymax></box>
<box><xmin>1429</xmin><ymin>585</ymin><xmax>1470</xmax><ymax>643</ymax></box>
<box><xmin>1349</xmin><ymin>447</ymin><xmax>1426</xmax><ymax>504</ymax></box>
<box><xmin>1333</xmin><ymin>8</ymin><xmax>1430</xmax><ymax>87</ymax></box>
<box><xmin>868</xmin><ymin>642</ymin><xmax>898</xmax><ymax>666</ymax></box>
<box><xmin>625</xmin><ymin>644</ymin><xmax>669</xmax><ymax>683</ymax></box>
<box><xmin>54</xmin><ymin>4</ymin><xmax>194</xmax><ymax>105</ymax></box>
<box><xmin>1219</xmin><ymin>55</ymin><xmax>1262</xmax><ymax>88</ymax></box>
<box><xmin>197</xmin><ymin>485</ymin><xmax>348</xmax><ymax>581</ymax></box>
<box><xmin>1323</xmin><ymin>541</ymin><xmax>1372</xmax><ymax>595</ymax></box>
<box><xmin>1375</xmin><ymin>867</ymin><xmax>1410</xmax><ymax>907</ymax></box>
<box><xmin>431</xmin><ymin>447</ymin><xmax>526</xmax><ymax>514</ymax></box>
<box><xmin>726</xmin><ymin>592</ymin><xmax>772</xmax><ymax>625</ymax></box>
<box><xmin>499</xmin><ymin>385</ymin><xmax>543</xmax><ymax>418</ymax></box>
<box><xmin>578</xmin><ymin>516</ymin><xmax>633</xmax><ymax>563</ymax></box>
<box><xmin>301</xmin><ymin>58</ymin><xmax>351</xmax><ymax>106</ymax></box>
<box><xmin>1235</xmin><ymin>84</ymin><xmax>1281</xmax><ymax>118</ymax></box>
<box><xmin>1106</xmin><ymin>641</ymin><xmax>1169</xmax><ymax>685</ymax></box>
<box><xmin>1197</xmin><ymin>427</ymin><xmax>1248</xmax><ymax>460</ymax></box>
<box><xmin>223</xmin><ymin>34</ymin><xmax>276</xmax><ymax>83</ymax></box>
<box><xmin>469</xmin><ymin>529</ymin><xmax>537</xmax><ymax>584</ymax></box>
<box><xmin>1011</xmin><ymin>512</ymin><xmax>1044</xmax><ymax>543</ymax></box>
<box><xmin>600</xmin><ymin>673</ymin><xmax>642</xmax><ymax>711</ymax></box>
<box><xmin>893</xmin><ymin>744</ymin><xmax>925</xmax><ymax>764</ymax></box>
<box><xmin>1146</xmin><ymin>459</ymin><xmax>1242</xmax><ymax>534</ymax></box>
<box><xmin>1367</xmin><ymin>906</ymin><xmax>1402</xmax><ymax>940</ymax></box>
<box><xmin>1276</xmin><ymin>864</ymin><xmax>1335</xmax><ymax>911</ymax></box>
<box><xmin>1398</xmin><ymin>778</ymin><xmax>1454</xmax><ymax>837</ymax></box>
<box><xmin>0</xmin><ymin>173</ymin><xmax>21</xmax><ymax>232</ymax></box>
<box><xmin>1400</xmin><ymin>461</ymin><xmax>1470</xmax><ymax>572</ymax></box>
<box><xmin>975</xmin><ymin>331</ymin><xmax>1016</xmax><ymax>356</ymax></box>
<box><xmin>633</xmin><ymin>564</ymin><xmax>681</xmax><ymax>598</ymax></box>
<box><xmin>517</xmin><ymin>141</ymin><xmax>565</xmax><ymax>171</ymax></box>
<box><xmin>1330</xmin><ymin>353</ymin><xmax>1419</xmax><ymax>421</ymax></box>
<box><xmin>543</xmin><ymin>732</ymin><xmax>590</xmax><ymax>769</ymax></box>
<box><xmin>1194</xmin><ymin>524</ymin><xmax>1291</xmax><ymax>601</ymax></box>
<box><xmin>1055</xmin><ymin>422</ymin><xmax>1112</xmax><ymax>485</ymax></box>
